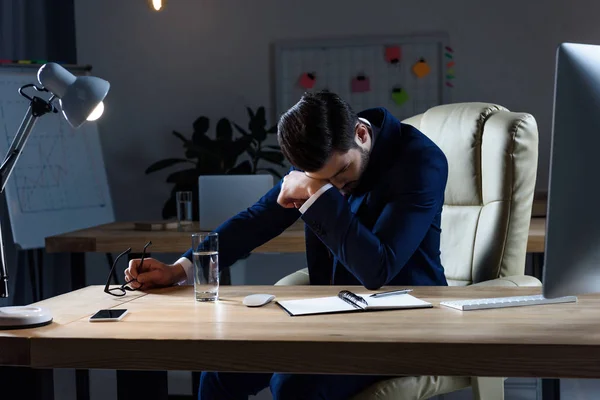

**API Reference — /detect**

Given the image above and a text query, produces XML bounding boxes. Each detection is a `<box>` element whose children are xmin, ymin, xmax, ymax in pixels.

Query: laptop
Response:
<box><xmin>198</xmin><ymin>174</ymin><xmax>275</xmax><ymax>231</ymax></box>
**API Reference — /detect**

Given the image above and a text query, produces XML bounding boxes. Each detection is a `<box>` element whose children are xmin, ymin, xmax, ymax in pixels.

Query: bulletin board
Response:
<box><xmin>273</xmin><ymin>33</ymin><xmax>454</xmax><ymax>121</ymax></box>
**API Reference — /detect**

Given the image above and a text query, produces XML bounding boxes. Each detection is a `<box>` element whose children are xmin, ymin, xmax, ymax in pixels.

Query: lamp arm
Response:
<box><xmin>0</xmin><ymin>90</ymin><xmax>57</xmax><ymax>298</ymax></box>
<box><xmin>0</xmin><ymin>106</ymin><xmax>37</xmax><ymax>193</ymax></box>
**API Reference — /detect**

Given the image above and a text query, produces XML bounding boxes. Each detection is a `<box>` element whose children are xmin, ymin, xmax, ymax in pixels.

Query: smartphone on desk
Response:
<box><xmin>89</xmin><ymin>309</ymin><xmax>128</xmax><ymax>322</ymax></box>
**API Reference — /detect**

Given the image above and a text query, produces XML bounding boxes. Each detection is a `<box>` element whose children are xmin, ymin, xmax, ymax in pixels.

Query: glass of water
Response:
<box><xmin>176</xmin><ymin>191</ymin><xmax>193</xmax><ymax>231</ymax></box>
<box><xmin>191</xmin><ymin>232</ymin><xmax>219</xmax><ymax>301</ymax></box>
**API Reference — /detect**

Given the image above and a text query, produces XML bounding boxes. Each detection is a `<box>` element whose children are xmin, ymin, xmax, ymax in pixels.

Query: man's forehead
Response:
<box><xmin>305</xmin><ymin>152</ymin><xmax>346</xmax><ymax>180</ymax></box>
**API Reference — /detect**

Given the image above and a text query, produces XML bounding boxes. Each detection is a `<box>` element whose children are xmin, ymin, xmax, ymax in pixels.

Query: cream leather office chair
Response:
<box><xmin>275</xmin><ymin>102</ymin><xmax>542</xmax><ymax>400</ymax></box>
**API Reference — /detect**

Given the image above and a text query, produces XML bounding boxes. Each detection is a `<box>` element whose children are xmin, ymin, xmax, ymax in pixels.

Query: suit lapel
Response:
<box><xmin>349</xmin><ymin>192</ymin><xmax>368</xmax><ymax>214</ymax></box>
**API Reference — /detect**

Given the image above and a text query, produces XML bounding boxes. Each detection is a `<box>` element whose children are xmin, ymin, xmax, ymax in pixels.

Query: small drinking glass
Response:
<box><xmin>192</xmin><ymin>232</ymin><xmax>219</xmax><ymax>301</ymax></box>
<box><xmin>176</xmin><ymin>191</ymin><xmax>193</xmax><ymax>231</ymax></box>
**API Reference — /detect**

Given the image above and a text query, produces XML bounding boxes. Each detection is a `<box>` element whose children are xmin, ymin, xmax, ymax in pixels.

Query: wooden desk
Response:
<box><xmin>45</xmin><ymin>220</ymin><xmax>306</xmax><ymax>254</ymax></box>
<box><xmin>528</xmin><ymin>217</ymin><xmax>545</xmax><ymax>253</ymax></box>
<box><xmin>3</xmin><ymin>285</ymin><xmax>599</xmax><ymax>379</ymax></box>
<box><xmin>45</xmin><ymin>218</ymin><xmax>546</xmax><ymax>255</ymax></box>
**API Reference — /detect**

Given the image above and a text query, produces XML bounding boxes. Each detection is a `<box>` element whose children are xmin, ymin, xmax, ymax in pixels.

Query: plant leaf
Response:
<box><xmin>220</xmin><ymin>135</ymin><xmax>254</xmax><ymax>170</ymax></box>
<box><xmin>216</xmin><ymin>118</ymin><xmax>233</xmax><ymax>141</ymax></box>
<box><xmin>172</xmin><ymin>130</ymin><xmax>190</xmax><ymax>143</ymax></box>
<box><xmin>246</xmin><ymin>107</ymin><xmax>255</xmax><ymax>121</ymax></box>
<box><xmin>227</xmin><ymin>160</ymin><xmax>252</xmax><ymax>175</ymax></box>
<box><xmin>245</xmin><ymin>145</ymin><xmax>257</xmax><ymax>158</ymax></box>
<box><xmin>192</xmin><ymin>122</ymin><xmax>211</xmax><ymax>146</ymax></box>
<box><xmin>256</xmin><ymin>107</ymin><xmax>266</xmax><ymax>122</ymax></box>
<box><xmin>145</xmin><ymin>158</ymin><xmax>193</xmax><ymax>174</ymax></box>
<box><xmin>193</xmin><ymin>116</ymin><xmax>209</xmax><ymax>134</ymax></box>
<box><xmin>184</xmin><ymin>142</ymin><xmax>218</xmax><ymax>159</ymax></box>
<box><xmin>264</xmin><ymin>145</ymin><xmax>281</xmax><ymax>150</ymax></box>
<box><xmin>233</xmin><ymin>122</ymin><xmax>251</xmax><ymax>136</ymax></box>
<box><xmin>166</xmin><ymin>168</ymin><xmax>199</xmax><ymax>184</ymax></box>
<box><xmin>257</xmin><ymin>167</ymin><xmax>283</xmax><ymax>179</ymax></box>
<box><xmin>258</xmin><ymin>150</ymin><xmax>285</xmax><ymax>165</ymax></box>
<box><xmin>249</xmin><ymin>111</ymin><xmax>266</xmax><ymax>132</ymax></box>
<box><xmin>267</xmin><ymin>124</ymin><xmax>278</xmax><ymax>134</ymax></box>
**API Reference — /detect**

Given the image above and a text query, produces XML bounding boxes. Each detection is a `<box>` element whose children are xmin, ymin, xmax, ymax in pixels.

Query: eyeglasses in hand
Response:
<box><xmin>104</xmin><ymin>241</ymin><xmax>152</xmax><ymax>297</ymax></box>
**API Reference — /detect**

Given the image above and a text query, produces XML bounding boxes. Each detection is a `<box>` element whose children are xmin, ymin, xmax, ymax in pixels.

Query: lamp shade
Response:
<box><xmin>37</xmin><ymin>63</ymin><xmax>110</xmax><ymax>128</ymax></box>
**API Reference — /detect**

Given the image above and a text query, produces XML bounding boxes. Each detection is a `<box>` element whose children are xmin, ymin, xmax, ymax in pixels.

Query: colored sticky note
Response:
<box><xmin>299</xmin><ymin>73</ymin><xmax>316</xmax><ymax>89</ymax></box>
<box><xmin>351</xmin><ymin>75</ymin><xmax>370</xmax><ymax>93</ymax></box>
<box><xmin>412</xmin><ymin>59</ymin><xmax>431</xmax><ymax>78</ymax></box>
<box><xmin>445</xmin><ymin>46</ymin><xmax>454</xmax><ymax>53</ymax></box>
<box><xmin>446</xmin><ymin>82</ymin><xmax>454</xmax><ymax>88</ymax></box>
<box><xmin>391</xmin><ymin>88</ymin><xmax>409</xmax><ymax>106</ymax></box>
<box><xmin>385</xmin><ymin>46</ymin><xmax>401</xmax><ymax>64</ymax></box>
<box><xmin>447</xmin><ymin>68</ymin><xmax>455</xmax><ymax>75</ymax></box>
<box><xmin>447</xmin><ymin>61</ymin><xmax>455</xmax><ymax>68</ymax></box>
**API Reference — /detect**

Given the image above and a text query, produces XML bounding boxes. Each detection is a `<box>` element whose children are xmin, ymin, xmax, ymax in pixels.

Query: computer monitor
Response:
<box><xmin>543</xmin><ymin>42</ymin><xmax>600</xmax><ymax>298</ymax></box>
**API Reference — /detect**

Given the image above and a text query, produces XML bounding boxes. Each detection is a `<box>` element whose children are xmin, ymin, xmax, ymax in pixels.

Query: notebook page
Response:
<box><xmin>277</xmin><ymin>295</ymin><xmax>357</xmax><ymax>316</ymax></box>
<box><xmin>357</xmin><ymin>293</ymin><xmax>432</xmax><ymax>310</ymax></box>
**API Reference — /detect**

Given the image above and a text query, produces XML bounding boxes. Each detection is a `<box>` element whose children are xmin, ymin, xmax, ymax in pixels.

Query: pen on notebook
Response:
<box><xmin>369</xmin><ymin>289</ymin><xmax>413</xmax><ymax>298</ymax></box>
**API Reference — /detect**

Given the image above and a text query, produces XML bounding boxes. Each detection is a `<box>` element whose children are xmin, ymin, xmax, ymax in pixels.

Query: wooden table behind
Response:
<box><xmin>45</xmin><ymin>218</ymin><xmax>546</xmax><ymax>254</ymax></box>
<box><xmin>3</xmin><ymin>285</ymin><xmax>600</xmax><ymax>378</ymax></box>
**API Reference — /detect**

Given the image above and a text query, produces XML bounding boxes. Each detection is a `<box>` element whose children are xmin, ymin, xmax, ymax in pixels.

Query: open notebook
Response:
<box><xmin>277</xmin><ymin>290</ymin><xmax>432</xmax><ymax>316</ymax></box>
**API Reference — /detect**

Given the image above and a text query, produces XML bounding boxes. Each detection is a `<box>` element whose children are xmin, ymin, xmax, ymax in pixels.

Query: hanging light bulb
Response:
<box><xmin>150</xmin><ymin>0</ymin><xmax>164</xmax><ymax>11</ymax></box>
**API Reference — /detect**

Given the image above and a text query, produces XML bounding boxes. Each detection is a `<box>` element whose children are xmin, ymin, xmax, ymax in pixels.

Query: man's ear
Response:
<box><xmin>356</xmin><ymin>123</ymin><xmax>370</xmax><ymax>144</ymax></box>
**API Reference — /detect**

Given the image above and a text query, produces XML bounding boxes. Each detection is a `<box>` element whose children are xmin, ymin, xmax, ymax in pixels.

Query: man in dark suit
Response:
<box><xmin>125</xmin><ymin>91</ymin><xmax>448</xmax><ymax>399</ymax></box>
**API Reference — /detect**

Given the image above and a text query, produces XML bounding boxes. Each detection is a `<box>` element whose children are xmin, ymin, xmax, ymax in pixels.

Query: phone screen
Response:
<box><xmin>90</xmin><ymin>309</ymin><xmax>128</xmax><ymax>320</ymax></box>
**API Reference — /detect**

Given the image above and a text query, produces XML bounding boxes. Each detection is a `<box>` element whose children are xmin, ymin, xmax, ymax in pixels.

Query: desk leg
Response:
<box><xmin>27</xmin><ymin>250</ymin><xmax>39</xmax><ymax>303</ymax></box>
<box><xmin>0</xmin><ymin>367</ymin><xmax>54</xmax><ymax>400</ymax></box>
<box><xmin>542</xmin><ymin>378</ymin><xmax>560</xmax><ymax>400</ymax></box>
<box><xmin>116</xmin><ymin>371</ymin><xmax>168</xmax><ymax>400</ymax></box>
<box><xmin>70</xmin><ymin>252</ymin><xmax>86</xmax><ymax>290</ymax></box>
<box><xmin>192</xmin><ymin>371</ymin><xmax>200</xmax><ymax>397</ymax></box>
<box><xmin>75</xmin><ymin>369</ymin><xmax>90</xmax><ymax>400</ymax></box>
<box><xmin>37</xmin><ymin>248</ymin><xmax>44</xmax><ymax>300</ymax></box>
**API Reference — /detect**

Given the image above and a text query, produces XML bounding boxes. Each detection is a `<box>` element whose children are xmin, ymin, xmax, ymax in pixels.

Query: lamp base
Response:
<box><xmin>0</xmin><ymin>306</ymin><xmax>53</xmax><ymax>330</ymax></box>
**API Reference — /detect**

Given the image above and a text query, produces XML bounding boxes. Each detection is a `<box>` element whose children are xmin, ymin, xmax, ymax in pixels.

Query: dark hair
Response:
<box><xmin>277</xmin><ymin>90</ymin><xmax>358</xmax><ymax>172</ymax></box>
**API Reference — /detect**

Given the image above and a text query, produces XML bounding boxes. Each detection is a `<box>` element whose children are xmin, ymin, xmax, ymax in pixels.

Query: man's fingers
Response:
<box><xmin>136</xmin><ymin>270</ymin><xmax>162</xmax><ymax>288</ymax></box>
<box><xmin>277</xmin><ymin>195</ymin><xmax>297</xmax><ymax>208</ymax></box>
<box><xmin>124</xmin><ymin>269</ymin><xmax>133</xmax><ymax>282</ymax></box>
<box><xmin>127</xmin><ymin>259</ymin><xmax>139</xmax><ymax>278</ymax></box>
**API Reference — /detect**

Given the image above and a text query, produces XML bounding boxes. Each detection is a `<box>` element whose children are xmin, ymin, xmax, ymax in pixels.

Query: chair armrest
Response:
<box><xmin>275</xmin><ymin>268</ymin><xmax>310</xmax><ymax>286</ymax></box>
<box><xmin>471</xmin><ymin>275</ymin><xmax>542</xmax><ymax>287</ymax></box>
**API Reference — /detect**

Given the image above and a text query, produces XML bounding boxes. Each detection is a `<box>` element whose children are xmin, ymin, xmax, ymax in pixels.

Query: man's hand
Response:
<box><xmin>277</xmin><ymin>171</ymin><xmax>328</xmax><ymax>208</ymax></box>
<box><xmin>124</xmin><ymin>258</ymin><xmax>185</xmax><ymax>289</ymax></box>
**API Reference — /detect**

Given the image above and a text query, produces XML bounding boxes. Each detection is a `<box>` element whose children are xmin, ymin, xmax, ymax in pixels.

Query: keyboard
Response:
<box><xmin>440</xmin><ymin>294</ymin><xmax>578</xmax><ymax>311</ymax></box>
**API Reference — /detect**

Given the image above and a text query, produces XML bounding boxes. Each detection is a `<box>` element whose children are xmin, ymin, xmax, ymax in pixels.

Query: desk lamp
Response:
<box><xmin>0</xmin><ymin>63</ymin><xmax>109</xmax><ymax>329</ymax></box>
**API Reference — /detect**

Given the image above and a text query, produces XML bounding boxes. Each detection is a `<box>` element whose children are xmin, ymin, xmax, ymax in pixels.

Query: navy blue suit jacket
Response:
<box><xmin>183</xmin><ymin>108</ymin><xmax>449</xmax><ymax>289</ymax></box>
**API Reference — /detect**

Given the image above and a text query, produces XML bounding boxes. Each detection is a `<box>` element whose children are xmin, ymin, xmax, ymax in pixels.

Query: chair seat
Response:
<box><xmin>350</xmin><ymin>376</ymin><xmax>471</xmax><ymax>400</ymax></box>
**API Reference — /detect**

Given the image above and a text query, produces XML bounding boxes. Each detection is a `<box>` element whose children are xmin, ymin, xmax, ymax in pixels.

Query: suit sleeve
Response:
<box><xmin>300</xmin><ymin>147</ymin><xmax>447</xmax><ymax>290</ymax></box>
<box><xmin>181</xmin><ymin>170</ymin><xmax>301</xmax><ymax>269</ymax></box>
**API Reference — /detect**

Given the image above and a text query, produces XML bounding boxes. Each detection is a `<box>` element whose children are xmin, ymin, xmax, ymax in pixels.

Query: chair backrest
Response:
<box><xmin>403</xmin><ymin>103</ymin><xmax>538</xmax><ymax>286</ymax></box>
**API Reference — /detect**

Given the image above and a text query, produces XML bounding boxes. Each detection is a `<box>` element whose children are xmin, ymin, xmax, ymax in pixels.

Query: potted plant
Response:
<box><xmin>145</xmin><ymin>106</ymin><xmax>285</xmax><ymax>220</ymax></box>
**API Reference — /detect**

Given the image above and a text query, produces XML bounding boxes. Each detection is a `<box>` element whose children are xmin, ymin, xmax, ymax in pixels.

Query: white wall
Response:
<box><xmin>75</xmin><ymin>0</ymin><xmax>600</xmax><ymax>223</ymax></box>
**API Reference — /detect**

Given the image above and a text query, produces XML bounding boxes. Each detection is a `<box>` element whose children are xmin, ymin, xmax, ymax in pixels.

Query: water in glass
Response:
<box><xmin>193</xmin><ymin>250</ymin><xmax>219</xmax><ymax>301</ymax></box>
